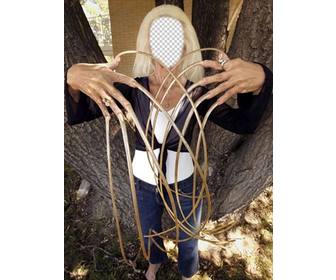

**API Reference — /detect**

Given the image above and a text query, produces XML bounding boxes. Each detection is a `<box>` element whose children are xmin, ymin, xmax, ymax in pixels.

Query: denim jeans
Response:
<box><xmin>134</xmin><ymin>174</ymin><xmax>203</xmax><ymax>278</ymax></box>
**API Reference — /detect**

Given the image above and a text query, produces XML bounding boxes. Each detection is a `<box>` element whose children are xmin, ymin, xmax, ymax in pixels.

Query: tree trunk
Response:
<box><xmin>64</xmin><ymin>0</ymin><xmax>273</xmax><ymax>230</ymax></box>
<box><xmin>64</xmin><ymin>0</ymin><xmax>137</xmax><ymax>229</ymax></box>
<box><xmin>192</xmin><ymin>0</ymin><xmax>229</xmax><ymax>61</ymax></box>
<box><xmin>64</xmin><ymin>0</ymin><xmax>106</xmax><ymax>70</ymax></box>
<box><xmin>155</xmin><ymin>0</ymin><xmax>184</xmax><ymax>10</ymax></box>
<box><xmin>192</xmin><ymin>0</ymin><xmax>273</xmax><ymax>218</ymax></box>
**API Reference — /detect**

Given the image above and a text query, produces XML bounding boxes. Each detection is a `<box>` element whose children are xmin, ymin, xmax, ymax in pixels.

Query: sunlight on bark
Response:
<box><xmin>70</xmin><ymin>263</ymin><xmax>89</xmax><ymax>280</ymax></box>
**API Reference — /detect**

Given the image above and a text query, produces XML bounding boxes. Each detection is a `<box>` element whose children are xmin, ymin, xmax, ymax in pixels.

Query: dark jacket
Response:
<box><xmin>65</xmin><ymin>63</ymin><xmax>273</xmax><ymax>163</ymax></box>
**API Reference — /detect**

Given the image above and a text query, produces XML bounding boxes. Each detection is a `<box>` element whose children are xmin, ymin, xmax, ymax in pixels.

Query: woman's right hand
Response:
<box><xmin>66</xmin><ymin>57</ymin><xmax>137</xmax><ymax>118</ymax></box>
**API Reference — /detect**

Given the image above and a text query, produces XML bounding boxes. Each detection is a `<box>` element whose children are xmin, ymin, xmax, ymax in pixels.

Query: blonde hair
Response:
<box><xmin>132</xmin><ymin>4</ymin><xmax>204</xmax><ymax>83</ymax></box>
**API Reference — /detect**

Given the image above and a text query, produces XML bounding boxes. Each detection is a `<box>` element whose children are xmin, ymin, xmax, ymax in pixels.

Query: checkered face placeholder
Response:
<box><xmin>149</xmin><ymin>16</ymin><xmax>184</xmax><ymax>68</ymax></box>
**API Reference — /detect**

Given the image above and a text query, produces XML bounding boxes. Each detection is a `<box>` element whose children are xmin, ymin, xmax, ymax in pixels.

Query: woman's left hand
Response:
<box><xmin>199</xmin><ymin>57</ymin><xmax>266</xmax><ymax>105</ymax></box>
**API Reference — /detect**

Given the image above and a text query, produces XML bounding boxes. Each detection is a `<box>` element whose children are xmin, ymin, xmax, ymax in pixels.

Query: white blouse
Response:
<box><xmin>132</xmin><ymin>104</ymin><xmax>194</xmax><ymax>185</ymax></box>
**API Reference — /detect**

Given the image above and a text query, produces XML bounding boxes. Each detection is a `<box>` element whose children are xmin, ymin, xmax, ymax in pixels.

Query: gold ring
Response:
<box><xmin>102</xmin><ymin>98</ymin><xmax>111</xmax><ymax>106</ymax></box>
<box><xmin>218</xmin><ymin>58</ymin><xmax>229</xmax><ymax>70</ymax></box>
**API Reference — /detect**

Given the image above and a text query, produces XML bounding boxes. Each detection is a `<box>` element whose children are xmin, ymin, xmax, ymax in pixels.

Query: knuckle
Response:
<box><xmin>224</xmin><ymin>62</ymin><xmax>231</xmax><ymax>71</ymax></box>
<box><xmin>236</xmin><ymin>85</ymin><xmax>243</xmax><ymax>92</ymax></box>
<box><xmin>97</xmin><ymin>87</ymin><xmax>105</xmax><ymax>95</ymax></box>
<box><xmin>91</xmin><ymin>75</ymin><xmax>101</xmax><ymax>83</ymax></box>
<box><xmin>219</xmin><ymin>82</ymin><xmax>228</xmax><ymax>91</ymax></box>
<box><xmin>232</xmin><ymin>87</ymin><xmax>239</xmax><ymax>95</ymax></box>
<box><xmin>226</xmin><ymin>88</ymin><xmax>233</xmax><ymax>96</ymax></box>
<box><xmin>220</xmin><ymin>72</ymin><xmax>228</xmax><ymax>80</ymax></box>
<box><xmin>211</xmin><ymin>89</ymin><xmax>218</xmax><ymax>96</ymax></box>
<box><xmin>123</xmin><ymin>101</ymin><xmax>131</xmax><ymax>108</ymax></box>
<box><xmin>215</xmin><ymin>74</ymin><xmax>222</xmax><ymax>82</ymax></box>
<box><xmin>106</xmin><ymin>87</ymin><xmax>116</xmax><ymax>96</ymax></box>
<box><xmin>206</xmin><ymin>91</ymin><xmax>214</xmax><ymax>98</ymax></box>
<box><xmin>209</xmin><ymin>77</ymin><xmax>216</xmax><ymax>83</ymax></box>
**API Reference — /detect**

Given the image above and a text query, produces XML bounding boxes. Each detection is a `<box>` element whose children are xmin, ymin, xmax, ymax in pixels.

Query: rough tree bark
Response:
<box><xmin>192</xmin><ymin>0</ymin><xmax>273</xmax><ymax>217</ymax></box>
<box><xmin>64</xmin><ymin>0</ymin><xmax>136</xmax><ymax>228</ymax></box>
<box><xmin>192</xmin><ymin>0</ymin><xmax>229</xmax><ymax>61</ymax></box>
<box><xmin>64</xmin><ymin>0</ymin><xmax>272</xmax><ymax>229</ymax></box>
<box><xmin>214</xmin><ymin>0</ymin><xmax>273</xmax><ymax>216</ymax></box>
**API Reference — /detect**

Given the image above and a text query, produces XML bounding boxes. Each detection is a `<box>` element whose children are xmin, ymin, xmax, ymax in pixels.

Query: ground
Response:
<box><xmin>65</xmin><ymin>163</ymin><xmax>272</xmax><ymax>280</ymax></box>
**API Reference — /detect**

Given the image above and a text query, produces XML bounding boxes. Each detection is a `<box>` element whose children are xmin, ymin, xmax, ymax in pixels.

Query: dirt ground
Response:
<box><xmin>65</xmin><ymin>163</ymin><xmax>272</xmax><ymax>280</ymax></box>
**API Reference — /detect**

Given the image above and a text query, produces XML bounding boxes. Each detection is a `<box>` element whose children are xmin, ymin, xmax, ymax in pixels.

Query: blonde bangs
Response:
<box><xmin>132</xmin><ymin>4</ymin><xmax>204</xmax><ymax>83</ymax></box>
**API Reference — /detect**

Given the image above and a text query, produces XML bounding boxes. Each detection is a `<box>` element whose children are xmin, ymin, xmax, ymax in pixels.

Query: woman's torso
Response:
<box><xmin>132</xmin><ymin>76</ymin><xmax>203</xmax><ymax>185</ymax></box>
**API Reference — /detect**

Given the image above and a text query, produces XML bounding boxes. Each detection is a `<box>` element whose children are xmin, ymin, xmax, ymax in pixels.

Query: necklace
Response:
<box><xmin>148</xmin><ymin>76</ymin><xmax>187</xmax><ymax>111</ymax></box>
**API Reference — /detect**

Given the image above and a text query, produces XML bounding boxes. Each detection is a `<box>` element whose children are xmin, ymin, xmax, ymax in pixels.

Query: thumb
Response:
<box><xmin>108</xmin><ymin>56</ymin><xmax>121</xmax><ymax>70</ymax></box>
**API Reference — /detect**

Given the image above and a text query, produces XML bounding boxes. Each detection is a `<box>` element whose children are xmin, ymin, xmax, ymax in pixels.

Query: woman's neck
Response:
<box><xmin>150</xmin><ymin>62</ymin><xmax>186</xmax><ymax>87</ymax></box>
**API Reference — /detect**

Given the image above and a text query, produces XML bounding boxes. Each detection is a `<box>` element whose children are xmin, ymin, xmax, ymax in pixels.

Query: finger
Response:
<box><xmin>88</xmin><ymin>89</ymin><xmax>110</xmax><ymax>119</ymax></box>
<box><xmin>216</xmin><ymin>85</ymin><xmax>240</xmax><ymax>105</ymax></box>
<box><xmin>106</xmin><ymin>71</ymin><xmax>138</xmax><ymax>88</ymax></box>
<box><xmin>206</xmin><ymin>80</ymin><xmax>236</xmax><ymax>99</ymax></box>
<box><xmin>222</xmin><ymin>59</ymin><xmax>236</xmax><ymax>71</ymax></box>
<box><xmin>90</xmin><ymin>84</ymin><xmax>123</xmax><ymax>117</ymax></box>
<box><xmin>100</xmin><ymin>80</ymin><xmax>133</xmax><ymax>110</ymax></box>
<box><xmin>201</xmin><ymin>60</ymin><xmax>223</xmax><ymax>71</ymax></box>
<box><xmin>199</xmin><ymin>71</ymin><xmax>231</xmax><ymax>86</ymax></box>
<box><xmin>106</xmin><ymin>56</ymin><xmax>121</xmax><ymax>70</ymax></box>
<box><xmin>223</xmin><ymin>58</ymin><xmax>244</xmax><ymax>71</ymax></box>
<box><xmin>90</xmin><ymin>82</ymin><xmax>112</xmax><ymax>101</ymax></box>
<box><xmin>218</xmin><ymin>52</ymin><xmax>230</xmax><ymax>62</ymax></box>
<box><xmin>106</xmin><ymin>97</ymin><xmax>124</xmax><ymax>117</ymax></box>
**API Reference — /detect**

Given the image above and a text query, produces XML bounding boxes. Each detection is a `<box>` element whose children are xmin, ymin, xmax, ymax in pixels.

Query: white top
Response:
<box><xmin>132</xmin><ymin>104</ymin><xmax>194</xmax><ymax>185</ymax></box>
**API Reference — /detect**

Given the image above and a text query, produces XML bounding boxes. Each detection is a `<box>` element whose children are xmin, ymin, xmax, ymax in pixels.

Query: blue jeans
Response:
<box><xmin>134</xmin><ymin>174</ymin><xmax>202</xmax><ymax>278</ymax></box>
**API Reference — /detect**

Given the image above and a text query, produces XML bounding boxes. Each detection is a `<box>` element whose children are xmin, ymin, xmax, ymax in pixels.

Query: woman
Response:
<box><xmin>65</xmin><ymin>4</ymin><xmax>272</xmax><ymax>280</ymax></box>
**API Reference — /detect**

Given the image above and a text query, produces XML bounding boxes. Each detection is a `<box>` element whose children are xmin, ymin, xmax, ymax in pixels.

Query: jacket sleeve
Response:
<box><xmin>64</xmin><ymin>69</ymin><xmax>135</xmax><ymax>126</ymax></box>
<box><xmin>197</xmin><ymin>63</ymin><xmax>273</xmax><ymax>134</ymax></box>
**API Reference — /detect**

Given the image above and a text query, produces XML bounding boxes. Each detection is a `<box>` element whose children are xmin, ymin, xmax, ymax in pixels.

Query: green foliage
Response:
<box><xmin>82</xmin><ymin>0</ymin><xmax>109</xmax><ymax>17</ymax></box>
<box><xmin>81</xmin><ymin>0</ymin><xmax>112</xmax><ymax>48</ymax></box>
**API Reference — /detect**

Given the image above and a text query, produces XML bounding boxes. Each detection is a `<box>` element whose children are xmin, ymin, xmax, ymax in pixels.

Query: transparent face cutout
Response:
<box><xmin>149</xmin><ymin>16</ymin><xmax>185</xmax><ymax>69</ymax></box>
